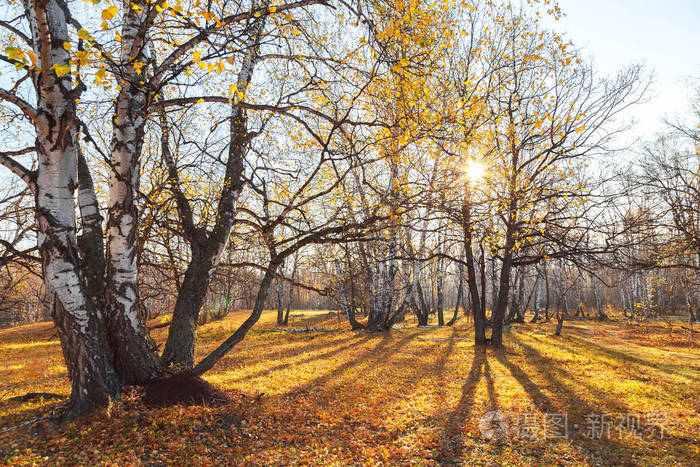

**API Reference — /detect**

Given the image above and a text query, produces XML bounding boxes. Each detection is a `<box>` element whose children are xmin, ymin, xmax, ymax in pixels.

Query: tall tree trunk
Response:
<box><xmin>24</xmin><ymin>0</ymin><xmax>120</xmax><ymax>419</ymax></box>
<box><xmin>104</xmin><ymin>6</ymin><xmax>163</xmax><ymax>384</ymax></box>
<box><xmin>283</xmin><ymin>252</ymin><xmax>298</xmax><ymax>326</ymax></box>
<box><xmin>276</xmin><ymin>278</ymin><xmax>285</xmax><ymax>326</ymax></box>
<box><xmin>530</xmin><ymin>266</ymin><xmax>542</xmax><ymax>323</ymax></box>
<box><xmin>591</xmin><ymin>275</ymin><xmax>608</xmax><ymax>320</ymax></box>
<box><xmin>506</xmin><ymin>265</ymin><xmax>520</xmax><ymax>324</ymax></box>
<box><xmin>343</xmin><ymin>249</ymin><xmax>364</xmax><ymax>330</ymax></box>
<box><xmin>544</xmin><ymin>263</ymin><xmax>551</xmax><ymax>321</ymax></box>
<box><xmin>514</xmin><ymin>265</ymin><xmax>526</xmax><ymax>323</ymax></box>
<box><xmin>105</xmin><ymin>82</ymin><xmax>162</xmax><ymax>384</ymax></box>
<box><xmin>479</xmin><ymin>242</ymin><xmax>487</xmax><ymax>320</ymax></box>
<box><xmin>490</xmin><ymin>247</ymin><xmax>498</xmax><ymax>319</ymax></box>
<box><xmin>436</xmin><ymin>254</ymin><xmax>445</xmax><ymax>326</ymax></box>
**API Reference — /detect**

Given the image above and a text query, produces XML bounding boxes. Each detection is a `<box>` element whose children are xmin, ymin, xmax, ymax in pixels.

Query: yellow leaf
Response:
<box><xmin>192</xmin><ymin>50</ymin><xmax>202</xmax><ymax>62</ymax></box>
<box><xmin>268</xmin><ymin>6</ymin><xmax>277</xmax><ymax>13</ymax></box>
<box><xmin>78</xmin><ymin>28</ymin><xmax>90</xmax><ymax>40</ymax></box>
<box><xmin>4</xmin><ymin>47</ymin><xmax>25</xmax><ymax>61</ymax></box>
<box><xmin>133</xmin><ymin>61</ymin><xmax>145</xmax><ymax>74</ymax></box>
<box><xmin>53</xmin><ymin>64</ymin><xmax>71</xmax><ymax>77</ymax></box>
<box><xmin>102</xmin><ymin>5</ymin><xmax>118</xmax><ymax>20</ymax></box>
<box><xmin>95</xmin><ymin>67</ymin><xmax>106</xmax><ymax>82</ymax></box>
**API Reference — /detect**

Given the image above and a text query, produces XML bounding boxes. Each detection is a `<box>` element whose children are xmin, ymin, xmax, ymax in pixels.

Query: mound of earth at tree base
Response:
<box><xmin>143</xmin><ymin>371</ymin><xmax>231</xmax><ymax>407</ymax></box>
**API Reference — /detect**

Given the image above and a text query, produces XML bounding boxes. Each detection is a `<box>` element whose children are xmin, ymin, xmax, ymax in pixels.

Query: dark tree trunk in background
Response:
<box><xmin>436</xmin><ymin>256</ymin><xmax>445</xmax><ymax>326</ymax></box>
<box><xmin>544</xmin><ymin>264</ymin><xmax>551</xmax><ymax>322</ymax></box>
<box><xmin>447</xmin><ymin>260</ymin><xmax>464</xmax><ymax>326</ymax></box>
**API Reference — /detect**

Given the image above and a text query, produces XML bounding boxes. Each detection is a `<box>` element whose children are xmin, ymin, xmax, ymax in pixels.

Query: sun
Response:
<box><xmin>463</xmin><ymin>159</ymin><xmax>486</xmax><ymax>183</ymax></box>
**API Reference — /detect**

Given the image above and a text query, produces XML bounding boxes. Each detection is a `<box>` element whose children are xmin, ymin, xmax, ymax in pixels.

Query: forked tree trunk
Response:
<box><xmin>160</xmin><ymin>109</ymin><xmax>248</xmax><ymax>368</ymax></box>
<box><xmin>161</xmin><ymin>3</ymin><xmax>265</xmax><ymax>367</ymax></box>
<box><xmin>462</xmin><ymin>200</ymin><xmax>486</xmax><ymax>344</ymax></box>
<box><xmin>491</xmin><ymin>214</ymin><xmax>517</xmax><ymax>347</ymax></box>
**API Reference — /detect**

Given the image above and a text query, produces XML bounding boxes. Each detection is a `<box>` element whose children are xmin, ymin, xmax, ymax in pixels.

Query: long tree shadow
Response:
<box><xmin>433</xmin><ymin>327</ymin><xmax>459</xmax><ymax>410</ymax></box>
<box><xmin>438</xmin><ymin>347</ymin><xmax>490</xmax><ymax>463</ymax></box>
<box><xmin>516</xmin><ymin>336</ymin><xmax>700</xmax><ymax>411</ymax></box>
<box><xmin>222</xmin><ymin>333</ymin><xmax>368</xmax><ymax>384</ymax></box>
<box><xmin>288</xmin><ymin>330</ymin><xmax>420</xmax><ymax>393</ymax></box>
<box><xmin>562</xmin><ymin>334</ymin><xmax>700</xmax><ymax>383</ymax></box>
<box><xmin>501</xmin><ymin>335</ymin><xmax>697</xmax><ymax>462</ymax></box>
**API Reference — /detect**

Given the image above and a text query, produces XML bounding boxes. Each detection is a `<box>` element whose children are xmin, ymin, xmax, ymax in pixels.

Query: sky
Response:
<box><xmin>551</xmin><ymin>0</ymin><xmax>700</xmax><ymax>141</ymax></box>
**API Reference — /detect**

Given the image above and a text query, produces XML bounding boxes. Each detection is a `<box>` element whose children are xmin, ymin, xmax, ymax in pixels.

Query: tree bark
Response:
<box><xmin>491</xmin><ymin>216</ymin><xmax>517</xmax><ymax>347</ymax></box>
<box><xmin>447</xmin><ymin>260</ymin><xmax>464</xmax><ymax>326</ymax></box>
<box><xmin>462</xmin><ymin>200</ymin><xmax>486</xmax><ymax>344</ymax></box>
<box><xmin>24</xmin><ymin>0</ymin><xmax>120</xmax><ymax>419</ymax></box>
<box><xmin>104</xmin><ymin>5</ymin><xmax>162</xmax><ymax>385</ymax></box>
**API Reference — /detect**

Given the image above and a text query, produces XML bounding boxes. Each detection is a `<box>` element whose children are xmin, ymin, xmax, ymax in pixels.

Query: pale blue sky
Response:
<box><xmin>553</xmin><ymin>0</ymin><xmax>700</xmax><ymax>140</ymax></box>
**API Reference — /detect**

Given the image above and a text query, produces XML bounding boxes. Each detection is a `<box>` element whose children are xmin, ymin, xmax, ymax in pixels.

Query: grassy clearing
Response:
<box><xmin>1</xmin><ymin>311</ymin><xmax>698</xmax><ymax>465</ymax></box>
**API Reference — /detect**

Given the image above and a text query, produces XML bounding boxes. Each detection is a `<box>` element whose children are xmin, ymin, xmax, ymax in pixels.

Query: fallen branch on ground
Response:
<box><xmin>264</xmin><ymin>327</ymin><xmax>338</xmax><ymax>333</ymax></box>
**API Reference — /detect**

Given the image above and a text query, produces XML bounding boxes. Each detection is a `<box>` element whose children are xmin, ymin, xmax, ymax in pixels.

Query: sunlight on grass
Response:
<box><xmin>1</xmin><ymin>312</ymin><xmax>698</xmax><ymax>465</ymax></box>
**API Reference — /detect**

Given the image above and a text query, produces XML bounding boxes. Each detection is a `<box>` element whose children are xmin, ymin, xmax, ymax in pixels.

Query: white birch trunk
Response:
<box><xmin>24</xmin><ymin>0</ymin><xmax>119</xmax><ymax>419</ymax></box>
<box><xmin>104</xmin><ymin>5</ymin><xmax>161</xmax><ymax>383</ymax></box>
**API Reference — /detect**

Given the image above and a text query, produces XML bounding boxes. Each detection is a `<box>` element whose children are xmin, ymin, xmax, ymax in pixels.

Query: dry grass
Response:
<box><xmin>1</xmin><ymin>311</ymin><xmax>698</xmax><ymax>465</ymax></box>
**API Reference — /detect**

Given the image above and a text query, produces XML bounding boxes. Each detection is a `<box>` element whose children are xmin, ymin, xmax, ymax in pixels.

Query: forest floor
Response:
<box><xmin>1</xmin><ymin>310</ymin><xmax>698</xmax><ymax>466</ymax></box>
